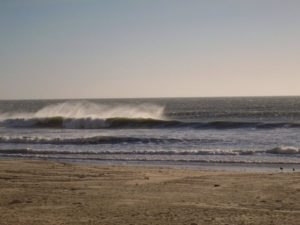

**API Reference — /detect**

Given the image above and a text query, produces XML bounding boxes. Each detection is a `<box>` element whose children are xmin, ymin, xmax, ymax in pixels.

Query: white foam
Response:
<box><xmin>0</xmin><ymin>101</ymin><xmax>165</xmax><ymax>123</ymax></box>
<box><xmin>34</xmin><ymin>101</ymin><xmax>164</xmax><ymax>119</ymax></box>
<box><xmin>266</xmin><ymin>146</ymin><xmax>300</xmax><ymax>154</ymax></box>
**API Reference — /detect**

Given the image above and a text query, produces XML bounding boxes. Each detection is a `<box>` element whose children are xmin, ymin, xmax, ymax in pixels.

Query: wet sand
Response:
<box><xmin>0</xmin><ymin>160</ymin><xmax>299</xmax><ymax>225</ymax></box>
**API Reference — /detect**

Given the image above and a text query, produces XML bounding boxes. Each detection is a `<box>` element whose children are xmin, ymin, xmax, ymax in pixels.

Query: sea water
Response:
<box><xmin>0</xmin><ymin>97</ymin><xmax>299</xmax><ymax>170</ymax></box>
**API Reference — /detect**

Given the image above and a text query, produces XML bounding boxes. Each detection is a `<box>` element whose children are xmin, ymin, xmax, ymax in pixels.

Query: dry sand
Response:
<box><xmin>0</xmin><ymin>160</ymin><xmax>299</xmax><ymax>225</ymax></box>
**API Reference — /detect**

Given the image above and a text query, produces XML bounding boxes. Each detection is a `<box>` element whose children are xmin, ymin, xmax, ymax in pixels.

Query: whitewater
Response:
<box><xmin>0</xmin><ymin>97</ymin><xmax>300</xmax><ymax>170</ymax></box>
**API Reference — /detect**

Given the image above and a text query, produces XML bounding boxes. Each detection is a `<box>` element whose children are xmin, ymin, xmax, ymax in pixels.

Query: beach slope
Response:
<box><xmin>0</xmin><ymin>160</ymin><xmax>299</xmax><ymax>225</ymax></box>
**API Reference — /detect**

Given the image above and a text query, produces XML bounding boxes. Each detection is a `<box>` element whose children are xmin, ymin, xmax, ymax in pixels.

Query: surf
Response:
<box><xmin>1</xmin><ymin>101</ymin><xmax>300</xmax><ymax>130</ymax></box>
<box><xmin>1</xmin><ymin>145</ymin><xmax>299</xmax><ymax>155</ymax></box>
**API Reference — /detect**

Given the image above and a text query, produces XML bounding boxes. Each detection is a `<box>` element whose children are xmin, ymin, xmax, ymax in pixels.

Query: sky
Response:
<box><xmin>0</xmin><ymin>0</ymin><xmax>300</xmax><ymax>99</ymax></box>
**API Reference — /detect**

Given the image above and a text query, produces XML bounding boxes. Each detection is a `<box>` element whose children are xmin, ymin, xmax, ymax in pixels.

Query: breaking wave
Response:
<box><xmin>0</xmin><ymin>135</ymin><xmax>218</xmax><ymax>145</ymax></box>
<box><xmin>1</xmin><ymin>101</ymin><xmax>300</xmax><ymax>129</ymax></box>
<box><xmin>266</xmin><ymin>146</ymin><xmax>300</xmax><ymax>154</ymax></box>
<box><xmin>0</xmin><ymin>101</ymin><xmax>166</xmax><ymax>128</ymax></box>
<box><xmin>0</xmin><ymin>147</ymin><xmax>299</xmax><ymax>157</ymax></box>
<box><xmin>0</xmin><ymin>148</ymin><xmax>241</xmax><ymax>156</ymax></box>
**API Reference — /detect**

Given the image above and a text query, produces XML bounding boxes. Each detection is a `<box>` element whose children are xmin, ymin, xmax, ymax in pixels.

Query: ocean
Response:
<box><xmin>0</xmin><ymin>97</ymin><xmax>299</xmax><ymax>170</ymax></box>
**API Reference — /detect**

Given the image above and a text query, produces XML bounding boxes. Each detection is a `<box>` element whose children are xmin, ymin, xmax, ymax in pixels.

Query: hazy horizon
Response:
<box><xmin>1</xmin><ymin>94</ymin><xmax>300</xmax><ymax>101</ymax></box>
<box><xmin>1</xmin><ymin>0</ymin><xmax>300</xmax><ymax>99</ymax></box>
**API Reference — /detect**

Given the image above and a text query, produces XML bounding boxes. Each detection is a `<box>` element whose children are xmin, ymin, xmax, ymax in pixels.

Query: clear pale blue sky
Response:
<box><xmin>1</xmin><ymin>0</ymin><xmax>300</xmax><ymax>99</ymax></box>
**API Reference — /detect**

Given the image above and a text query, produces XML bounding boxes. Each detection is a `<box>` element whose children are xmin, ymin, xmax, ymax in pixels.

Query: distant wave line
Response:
<box><xmin>1</xmin><ymin>116</ymin><xmax>300</xmax><ymax>129</ymax></box>
<box><xmin>0</xmin><ymin>146</ymin><xmax>299</xmax><ymax>155</ymax></box>
<box><xmin>0</xmin><ymin>135</ymin><xmax>219</xmax><ymax>145</ymax></box>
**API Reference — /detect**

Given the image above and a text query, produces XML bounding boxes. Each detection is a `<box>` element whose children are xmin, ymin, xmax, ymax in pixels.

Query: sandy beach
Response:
<box><xmin>0</xmin><ymin>160</ymin><xmax>299</xmax><ymax>225</ymax></box>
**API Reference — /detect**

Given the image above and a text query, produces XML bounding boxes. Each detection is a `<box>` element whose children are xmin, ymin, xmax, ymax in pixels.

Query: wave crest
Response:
<box><xmin>266</xmin><ymin>146</ymin><xmax>300</xmax><ymax>154</ymax></box>
<box><xmin>0</xmin><ymin>101</ymin><xmax>165</xmax><ymax>122</ymax></box>
<box><xmin>33</xmin><ymin>101</ymin><xmax>165</xmax><ymax>119</ymax></box>
<box><xmin>0</xmin><ymin>135</ymin><xmax>220</xmax><ymax>145</ymax></box>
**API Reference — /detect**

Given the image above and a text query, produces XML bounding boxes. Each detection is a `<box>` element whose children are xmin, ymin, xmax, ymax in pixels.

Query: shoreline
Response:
<box><xmin>0</xmin><ymin>159</ymin><xmax>299</xmax><ymax>225</ymax></box>
<box><xmin>1</xmin><ymin>157</ymin><xmax>300</xmax><ymax>173</ymax></box>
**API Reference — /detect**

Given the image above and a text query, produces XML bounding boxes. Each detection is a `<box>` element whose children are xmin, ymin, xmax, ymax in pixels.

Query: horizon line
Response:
<box><xmin>0</xmin><ymin>94</ymin><xmax>300</xmax><ymax>101</ymax></box>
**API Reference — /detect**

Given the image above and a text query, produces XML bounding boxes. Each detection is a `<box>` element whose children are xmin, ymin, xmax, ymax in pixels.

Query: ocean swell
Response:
<box><xmin>1</xmin><ymin>101</ymin><xmax>300</xmax><ymax>129</ymax></box>
<box><xmin>1</xmin><ymin>117</ymin><xmax>300</xmax><ymax>129</ymax></box>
